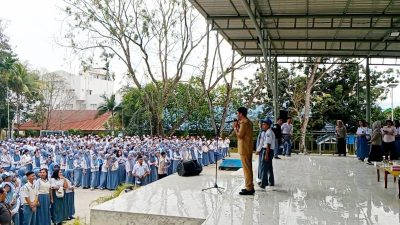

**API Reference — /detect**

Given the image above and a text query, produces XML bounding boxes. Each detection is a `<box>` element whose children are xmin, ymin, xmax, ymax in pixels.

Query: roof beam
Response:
<box><xmin>236</xmin><ymin>48</ymin><xmax>399</xmax><ymax>52</ymax></box>
<box><xmin>238</xmin><ymin>0</ymin><xmax>269</xmax><ymax>60</ymax></box>
<box><xmin>229</xmin><ymin>38</ymin><xmax>400</xmax><ymax>43</ymax></box>
<box><xmin>190</xmin><ymin>0</ymin><xmax>245</xmax><ymax>55</ymax></box>
<box><xmin>241</xmin><ymin>53</ymin><xmax>400</xmax><ymax>58</ymax></box>
<box><xmin>207</xmin><ymin>14</ymin><xmax>400</xmax><ymax>20</ymax></box>
<box><xmin>214</xmin><ymin>27</ymin><xmax>395</xmax><ymax>31</ymax></box>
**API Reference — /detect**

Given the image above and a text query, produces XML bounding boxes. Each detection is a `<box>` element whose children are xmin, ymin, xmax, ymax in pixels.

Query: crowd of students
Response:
<box><xmin>0</xmin><ymin>135</ymin><xmax>231</xmax><ymax>224</ymax></box>
<box><xmin>336</xmin><ymin>119</ymin><xmax>400</xmax><ymax>163</ymax></box>
<box><xmin>356</xmin><ymin>119</ymin><xmax>400</xmax><ymax>163</ymax></box>
<box><xmin>0</xmin><ymin>167</ymin><xmax>74</xmax><ymax>225</ymax></box>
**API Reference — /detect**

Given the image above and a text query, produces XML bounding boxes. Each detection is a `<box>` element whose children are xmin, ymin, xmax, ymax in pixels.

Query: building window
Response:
<box><xmin>89</xmin><ymin>90</ymin><xmax>93</xmax><ymax>95</ymax></box>
<box><xmin>90</xmin><ymin>104</ymin><xmax>97</xmax><ymax>109</ymax></box>
<box><xmin>81</xmin><ymin>104</ymin><xmax>86</xmax><ymax>110</ymax></box>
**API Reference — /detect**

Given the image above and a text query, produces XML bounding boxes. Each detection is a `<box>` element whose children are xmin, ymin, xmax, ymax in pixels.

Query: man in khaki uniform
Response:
<box><xmin>234</xmin><ymin>107</ymin><xmax>255</xmax><ymax>195</ymax></box>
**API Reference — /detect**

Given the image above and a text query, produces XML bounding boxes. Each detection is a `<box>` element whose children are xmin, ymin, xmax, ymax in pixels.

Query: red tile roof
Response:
<box><xmin>20</xmin><ymin>110</ymin><xmax>111</xmax><ymax>131</ymax></box>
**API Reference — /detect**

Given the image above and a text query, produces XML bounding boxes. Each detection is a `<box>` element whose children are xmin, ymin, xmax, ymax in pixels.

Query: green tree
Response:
<box><xmin>63</xmin><ymin>0</ymin><xmax>206</xmax><ymax>135</ymax></box>
<box><xmin>311</xmin><ymin>63</ymin><xmax>397</xmax><ymax>132</ymax></box>
<box><xmin>7</xmin><ymin>63</ymin><xmax>41</xmax><ymax>132</ymax></box>
<box><xmin>0</xmin><ymin>20</ymin><xmax>17</xmax><ymax>131</ymax></box>
<box><xmin>97</xmin><ymin>94</ymin><xmax>121</xmax><ymax>136</ymax></box>
<box><xmin>121</xmin><ymin>80</ymin><xmax>211</xmax><ymax>136</ymax></box>
<box><xmin>236</xmin><ymin>65</ymin><xmax>292</xmax><ymax>120</ymax></box>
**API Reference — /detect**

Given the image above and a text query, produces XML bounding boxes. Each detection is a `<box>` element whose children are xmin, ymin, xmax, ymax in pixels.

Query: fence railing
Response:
<box><xmin>291</xmin><ymin>132</ymin><xmax>357</xmax><ymax>155</ymax></box>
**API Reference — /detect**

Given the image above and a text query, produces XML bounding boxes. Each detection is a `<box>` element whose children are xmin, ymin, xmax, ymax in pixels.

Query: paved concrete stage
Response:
<box><xmin>90</xmin><ymin>155</ymin><xmax>400</xmax><ymax>225</ymax></box>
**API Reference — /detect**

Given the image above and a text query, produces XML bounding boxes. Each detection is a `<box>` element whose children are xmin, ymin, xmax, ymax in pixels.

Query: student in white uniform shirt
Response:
<box><xmin>20</xmin><ymin>171</ymin><xmax>39</xmax><ymax>225</ymax></box>
<box><xmin>1</xmin><ymin>149</ymin><xmax>13</xmax><ymax>171</ymax></box>
<box><xmin>35</xmin><ymin>168</ymin><xmax>52</xmax><ymax>225</ymax></box>
<box><xmin>132</xmin><ymin>156</ymin><xmax>149</xmax><ymax>186</ymax></box>
<box><xmin>224</xmin><ymin>138</ymin><xmax>231</xmax><ymax>157</ymax></box>
<box><xmin>281</xmin><ymin>117</ymin><xmax>293</xmax><ymax>156</ymax></box>
<box><xmin>64</xmin><ymin>177</ymin><xmax>75</xmax><ymax>220</ymax></box>
<box><xmin>256</xmin><ymin>119</ymin><xmax>275</xmax><ymax>189</ymax></box>
<box><xmin>50</xmin><ymin>169</ymin><xmax>68</xmax><ymax>225</ymax></box>
<box><xmin>381</xmin><ymin>120</ymin><xmax>398</xmax><ymax>160</ymax></box>
<box><xmin>21</xmin><ymin>149</ymin><xmax>33</xmax><ymax>172</ymax></box>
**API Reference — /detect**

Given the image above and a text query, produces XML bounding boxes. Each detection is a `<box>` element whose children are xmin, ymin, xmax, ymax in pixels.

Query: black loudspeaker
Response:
<box><xmin>177</xmin><ymin>160</ymin><xmax>202</xmax><ymax>176</ymax></box>
<box><xmin>279</xmin><ymin>110</ymin><xmax>289</xmax><ymax>121</ymax></box>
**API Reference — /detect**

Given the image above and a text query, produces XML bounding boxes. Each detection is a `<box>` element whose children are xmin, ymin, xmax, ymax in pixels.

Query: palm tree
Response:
<box><xmin>7</xmin><ymin>63</ymin><xmax>41</xmax><ymax>132</ymax></box>
<box><xmin>97</xmin><ymin>94</ymin><xmax>121</xmax><ymax>136</ymax></box>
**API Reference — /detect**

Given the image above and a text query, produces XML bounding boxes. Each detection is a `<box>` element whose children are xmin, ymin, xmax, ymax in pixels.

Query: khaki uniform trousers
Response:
<box><xmin>240</xmin><ymin>153</ymin><xmax>254</xmax><ymax>191</ymax></box>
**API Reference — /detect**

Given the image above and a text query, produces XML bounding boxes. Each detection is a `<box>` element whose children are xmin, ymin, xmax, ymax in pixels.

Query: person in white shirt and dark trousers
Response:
<box><xmin>256</xmin><ymin>119</ymin><xmax>275</xmax><ymax>189</ymax></box>
<box><xmin>382</xmin><ymin>120</ymin><xmax>398</xmax><ymax>160</ymax></box>
<box><xmin>281</xmin><ymin>117</ymin><xmax>293</xmax><ymax>156</ymax></box>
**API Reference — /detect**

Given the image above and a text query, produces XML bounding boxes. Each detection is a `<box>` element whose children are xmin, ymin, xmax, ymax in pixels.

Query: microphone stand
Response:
<box><xmin>202</xmin><ymin>123</ymin><xmax>225</xmax><ymax>193</ymax></box>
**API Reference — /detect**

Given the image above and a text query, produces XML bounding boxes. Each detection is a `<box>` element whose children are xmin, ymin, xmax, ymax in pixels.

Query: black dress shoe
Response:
<box><xmin>274</xmin><ymin>156</ymin><xmax>281</xmax><ymax>159</ymax></box>
<box><xmin>239</xmin><ymin>189</ymin><xmax>255</xmax><ymax>195</ymax></box>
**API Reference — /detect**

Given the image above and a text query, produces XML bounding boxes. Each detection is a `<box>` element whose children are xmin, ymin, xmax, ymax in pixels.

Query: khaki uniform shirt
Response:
<box><xmin>237</xmin><ymin>118</ymin><xmax>253</xmax><ymax>155</ymax></box>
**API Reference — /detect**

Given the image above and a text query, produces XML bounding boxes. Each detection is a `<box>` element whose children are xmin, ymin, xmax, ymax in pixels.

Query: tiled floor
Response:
<box><xmin>91</xmin><ymin>155</ymin><xmax>400</xmax><ymax>225</ymax></box>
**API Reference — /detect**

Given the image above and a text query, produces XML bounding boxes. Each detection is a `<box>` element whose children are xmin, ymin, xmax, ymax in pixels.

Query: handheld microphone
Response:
<box><xmin>225</xmin><ymin>119</ymin><xmax>238</xmax><ymax>123</ymax></box>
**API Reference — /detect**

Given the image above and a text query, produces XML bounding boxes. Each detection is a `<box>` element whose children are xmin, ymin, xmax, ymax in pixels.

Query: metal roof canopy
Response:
<box><xmin>190</xmin><ymin>0</ymin><xmax>400</xmax><ymax>58</ymax></box>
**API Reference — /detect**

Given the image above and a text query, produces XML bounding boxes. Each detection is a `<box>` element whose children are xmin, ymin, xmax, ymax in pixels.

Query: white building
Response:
<box><xmin>44</xmin><ymin>69</ymin><xmax>115</xmax><ymax>110</ymax></box>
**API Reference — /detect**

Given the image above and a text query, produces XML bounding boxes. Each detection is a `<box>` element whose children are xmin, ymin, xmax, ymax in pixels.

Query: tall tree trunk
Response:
<box><xmin>16</xmin><ymin>94</ymin><xmax>20</xmax><ymax>136</ymax></box>
<box><xmin>300</xmin><ymin>86</ymin><xmax>312</xmax><ymax>154</ymax></box>
<box><xmin>111</xmin><ymin>112</ymin><xmax>115</xmax><ymax>136</ymax></box>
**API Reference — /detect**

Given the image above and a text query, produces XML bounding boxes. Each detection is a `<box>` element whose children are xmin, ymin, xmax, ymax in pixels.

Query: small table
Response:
<box><xmin>382</xmin><ymin>167</ymin><xmax>400</xmax><ymax>199</ymax></box>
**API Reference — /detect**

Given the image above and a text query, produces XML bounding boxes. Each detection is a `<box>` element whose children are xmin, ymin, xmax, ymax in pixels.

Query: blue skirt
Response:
<box><xmin>106</xmin><ymin>170</ymin><xmax>119</xmax><ymax>190</ymax></box>
<box><xmin>118</xmin><ymin>164</ymin><xmax>126</xmax><ymax>185</ymax></box>
<box><xmin>215</xmin><ymin>149</ymin><xmax>223</xmax><ymax>161</ymax></box>
<box><xmin>202</xmin><ymin>152</ymin><xmax>209</xmax><ymax>166</ymax></box>
<box><xmin>395</xmin><ymin>138</ymin><xmax>400</xmax><ymax>158</ymax></box>
<box><xmin>82</xmin><ymin>169</ymin><xmax>91</xmax><ymax>188</ymax></box>
<box><xmin>64</xmin><ymin>169</ymin><xmax>74</xmax><ymax>181</ymax></box>
<box><xmin>197</xmin><ymin>156</ymin><xmax>203</xmax><ymax>166</ymax></box>
<box><xmin>209</xmin><ymin>150</ymin><xmax>215</xmax><ymax>164</ymax></box>
<box><xmin>126</xmin><ymin>172</ymin><xmax>134</xmax><ymax>184</ymax></box>
<box><xmin>36</xmin><ymin>194</ymin><xmax>51</xmax><ymax>225</ymax></box>
<box><xmin>149</xmin><ymin>165</ymin><xmax>157</xmax><ymax>183</ymax></box>
<box><xmin>12</xmin><ymin>212</ymin><xmax>20</xmax><ymax>225</ymax></box>
<box><xmin>91</xmin><ymin>171</ymin><xmax>99</xmax><ymax>188</ymax></box>
<box><xmin>51</xmin><ymin>190</ymin><xmax>65</xmax><ymax>224</ymax></box>
<box><xmin>73</xmin><ymin>168</ymin><xmax>82</xmax><ymax>187</ymax></box>
<box><xmin>357</xmin><ymin>136</ymin><xmax>369</xmax><ymax>159</ymax></box>
<box><xmin>98</xmin><ymin>171</ymin><xmax>107</xmax><ymax>188</ymax></box>
<box><xmin>172</xmin><ymin>160</ymin><xmax>179</xmax><ymax>174</ymax></box>
<box><xmin>63</xmin><ymin>192</ymin><xmax>75</xmax><ymax>218</ymax></box>
<box><xmin>26</xmin><ymin>164</ymin><xmax>33</xmax><ymax>172</ymax></box>
<box><xmin>167</xmin><ymin>162</ymin><xmax>173</xmax><ymax>175</ymax></box>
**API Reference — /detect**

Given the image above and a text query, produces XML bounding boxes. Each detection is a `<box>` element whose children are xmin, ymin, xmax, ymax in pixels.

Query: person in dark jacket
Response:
<box><xmin>272</xmin><ymin>117</ymin><xmax>283</xmax><ymax>159</ymax></box>
<box><xmin>335</xmin><ymin>120</ymin><xmax>347</xmax><ymax>156</ymax></box>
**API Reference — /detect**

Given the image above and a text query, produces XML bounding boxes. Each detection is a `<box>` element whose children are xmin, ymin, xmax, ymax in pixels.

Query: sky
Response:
<box><xmin>0</xmin><ymin>0</ymin><xmax>399</xmax><ymax>110</ymax></box>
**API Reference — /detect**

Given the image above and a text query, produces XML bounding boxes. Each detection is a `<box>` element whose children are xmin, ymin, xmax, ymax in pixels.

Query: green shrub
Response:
<box><xmin>25</xmin><ymin>130</ymin><xmax>40</xmax><ymax>137</ymax></box>
<box><xmin>90</xmin><ymin>183</ymin><xmax>137</xmax><ymax>206</ymax></box>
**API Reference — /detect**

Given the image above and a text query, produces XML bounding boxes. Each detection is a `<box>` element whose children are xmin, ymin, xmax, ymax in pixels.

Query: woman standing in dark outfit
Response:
<box><xmin>367</xmin><ymin>121</ymin><xmax>383</xmax><ymax>164</ymax></box>
<box><xmin>335</xmin><ymin>120</ymin><xmax>347</xmax><ymax>156</ymax></box>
